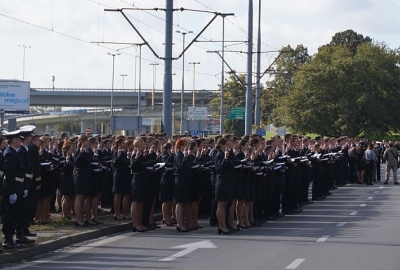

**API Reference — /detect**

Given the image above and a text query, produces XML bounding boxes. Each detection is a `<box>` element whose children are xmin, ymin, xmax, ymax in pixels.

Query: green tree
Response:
<box><xmin>328</xmin><ymin>29</ymin><xmax>372</xmax><ymax>56</ymax></box>
<box><xmin>276</xmin><ymin>41</ymin><xmax>400</xmax><ymax>137</ymax></box>
<box><xmin>264</xmin><ymin>44</ymin><xmax>311</xmax><ymax>126</ymax></box>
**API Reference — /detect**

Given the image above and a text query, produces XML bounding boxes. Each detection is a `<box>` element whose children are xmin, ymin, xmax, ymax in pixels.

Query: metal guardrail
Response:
<box><xmin>31</xmin><ymin>88</ymin><xmax>220</xmax><ymax>94</ymax></box>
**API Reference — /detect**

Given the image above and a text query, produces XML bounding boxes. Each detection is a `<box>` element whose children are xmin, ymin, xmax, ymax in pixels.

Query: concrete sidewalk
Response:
<box><xmin>0</xmin><ymin>212</ymin><xmax>136</xmax><ymax>265</ymax></box>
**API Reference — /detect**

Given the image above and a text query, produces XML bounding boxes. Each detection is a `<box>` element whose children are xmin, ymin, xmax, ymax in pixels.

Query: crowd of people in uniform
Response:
<box><xmin>0</xmin><ymin>127</ymin><xmax>398</xmax><ymax>252</ymax></box>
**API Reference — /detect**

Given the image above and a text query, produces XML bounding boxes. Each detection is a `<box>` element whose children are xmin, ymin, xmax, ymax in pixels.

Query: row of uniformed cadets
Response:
<box><xmin>0</xmin><ymin>130</ymin><xmax>366</xmax><ymax>248</ymax></box>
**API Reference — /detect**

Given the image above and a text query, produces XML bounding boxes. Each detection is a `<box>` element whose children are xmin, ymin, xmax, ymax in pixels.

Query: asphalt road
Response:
<box><xmin>3</xmin><ymin>170</ymin><xmax>400</xmax><ymax>270</ymax></box>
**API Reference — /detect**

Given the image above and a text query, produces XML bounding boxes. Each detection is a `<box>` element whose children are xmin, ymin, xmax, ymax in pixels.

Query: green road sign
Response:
<box><xmin>228</xmin><ymin>107</ymin><xmax>245</xmax><ymax>120</ymax></box>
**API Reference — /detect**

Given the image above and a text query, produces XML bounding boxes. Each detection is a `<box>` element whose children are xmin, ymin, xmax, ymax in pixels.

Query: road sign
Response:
<box><xmin>86</xmin><ymin>127</ymin><xmax>92</xmax><ymax>133</ymax></box>
<box><xmin>228</xmin><ymin>107</ymin><xmax>245</xmax><ymax>120</ymax></box>
<box><xmin>204</xmin><ymin>118</ymin><xmax>220</xmax><ymax>133</ymax></box>
<box><xmin>188</xmin><ymin>106</ymin><xmax>208</xmax><ymax>120</ymax></box>
<box><xmin>259</xmin><ymin>130</ymin><xmax>266</xmax><ymax>136</ymax></box>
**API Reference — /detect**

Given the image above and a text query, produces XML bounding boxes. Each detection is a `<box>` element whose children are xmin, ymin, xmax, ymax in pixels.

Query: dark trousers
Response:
<box><xmin>272</xmin><ymin>175</ymin><xmax>284</xmax><ymax>215</ymax></box>
<box><xmin>264</xmin><ymin>175</ymin><xmax>275</xmax><ymax>217</ymax></box>
<box><xmin>365</xmin><ymin>161</ymin><xmax>374</xmax><ymax>184</ymax></box>
<box><xmin>312</xmin><ymin>168</ymin><xmax>322</xmax><ymax>199</ymax></box>
<box><xmin>210</xmin><ymin>176</ymin><xmax>218</xmax><ymax>224</ymax></box>
<box><xmin>376</xmin><ymin>159</ymin><xmax>381</xmax><ymax>181</ymax></box>
<box><xmin>2</xmin><ymin>196</ymin><xmax>22</xmax><ymax>237</ymax></box>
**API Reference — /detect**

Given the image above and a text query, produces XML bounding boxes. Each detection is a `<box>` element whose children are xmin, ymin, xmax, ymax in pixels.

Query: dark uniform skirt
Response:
<box><xmin>60</xmin><ymin>173</ymin><xmax>75</xmax><ymax>196</ymax></box>
<box><xmin>174</xmin><ymin>175</ymin><xmax>189</xmax><ymax>203</ymax></box>
<box><xmin>215</xmin><ymin>176</ymin><xmax>234</xmax><ymax>202</ymax></box>
<box><xmin>159</xmin><ymin>170</ymin><xmax>175</xmax><ymax>202</ymax></box>
<box><xmin>233</xmin><ymin>168</ymin><xmax>244</xmax><ymax>199</ymax></box>
<box><xmin>74</xmin><ymin>170</ymin><xmax>89</xmax><ymax>195</ymax></box>
<box><xmin>112</xmin><ymin>169</ymin><xmax>131</xmax><ymax>195</ymax></box>
<box><xmin>131</xmin><ymin>173</ymin><xmax>148</xmax><ymax>202</ymax></box>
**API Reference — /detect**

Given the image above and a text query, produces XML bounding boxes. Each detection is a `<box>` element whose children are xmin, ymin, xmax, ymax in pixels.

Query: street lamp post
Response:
<box><xmin>18</xmin><ymin>45</ymin><xmax>31</xmax><ymax>81</ymax></box>
<box><xmin>52</xmin><ymin>76</ymin><xmax>55</xmax><ymax>91</ymax></box>
<box><xmin>120</xmin><ymin>74</ymin><xmax>127</xmax><ymax>89</ymax></box>
<box><xmin>149</xmin><ymin>63</ymin><xmax>159</xmax><ymax>107</ymax></box>
<box><xmin>188</xmin><ymin>62</ymin><xmax>200</xmax><ymax>107</ymax></box>
<box><xmin>107</xmin><ymin>52</ymin><xmax>120</xmax><ymax>135</ymax></box>
<box><xmin>177</xmin><ymin>30</ymin><xmax>192</xmax><ymax>134</ymax></box>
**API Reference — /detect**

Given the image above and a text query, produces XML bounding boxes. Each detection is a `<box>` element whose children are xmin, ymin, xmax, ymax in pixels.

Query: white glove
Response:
<box><xmin>23</xmin><ymin>190</ymin><xmax>28</xmax><ymax>198</ymax></box>
<box><xmin>9</xmin><ymin>193</ymin><xmax>17</xmax><ymax>204</ymax></box>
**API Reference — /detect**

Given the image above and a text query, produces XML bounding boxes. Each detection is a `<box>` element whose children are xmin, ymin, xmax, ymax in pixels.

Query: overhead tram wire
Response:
<box><xmin>87</xmin><ymin>0</ymin><xmax>252</xmax><ymax>68</ymax></box>
<box><xmin>191</xmin><ymin>0</ymin><xmax>281</xmax><ymax>52</ymax></box>
<box><xmin>4</xmin><ymin>1</ymin><xmax>252</xmax><ymax>85</ymax></box>
<box><xmin>0</xmin><ymin>12</ymin><xmax>216</xmax><ymax>82</ymax></box>
<box><xmin>115</xmin><ymin>0</ymin><xmax>259</xmax><ymax>65</ymax></box>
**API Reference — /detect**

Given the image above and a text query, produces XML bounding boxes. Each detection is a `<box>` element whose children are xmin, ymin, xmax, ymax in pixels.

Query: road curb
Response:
<box><xmin>0</xmin><ymin>222</ymin><xmax>133</xmax><ymax>265</ymax></box>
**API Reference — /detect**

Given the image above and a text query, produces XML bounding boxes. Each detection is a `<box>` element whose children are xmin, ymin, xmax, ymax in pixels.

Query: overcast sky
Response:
<box><xmin>1</xmin><ymin>0</ymin><xmax>399</xmax><ymax>92</ymax></box>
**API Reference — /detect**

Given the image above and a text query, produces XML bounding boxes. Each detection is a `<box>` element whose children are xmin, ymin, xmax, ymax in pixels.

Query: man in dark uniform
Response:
<box><xmin>2</xmin><ymin>130</ymin><xmax>33</xmax><ymax>249</ymax></box>
<box><xmin>18</xmin><ymin>125</ymin><xmax>37</xmax><ymax>237</ymax></box>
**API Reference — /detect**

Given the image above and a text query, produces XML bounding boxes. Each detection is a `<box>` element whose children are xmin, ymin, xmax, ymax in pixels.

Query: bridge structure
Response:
<box><xmin>4</xmin><ymin>88</ymin><xmax>220</xmax><ymax>135</ymax></box>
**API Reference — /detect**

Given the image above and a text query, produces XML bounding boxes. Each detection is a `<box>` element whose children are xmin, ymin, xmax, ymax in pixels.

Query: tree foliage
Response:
<box><xmin>328</xmin><ymin>29</ymin><xmax>372</xmax><ymax>56</ymax></box>
<box><xmin>212</xmin><ymin>29</ymin><xmax>400</xmax><ymax>138</ymax></box>
<box><xmin>275</xmin><ymin>41</ymin><xmax>400</xmax><ymax>137</ymax></box>
<box><xmin>264</xmin><ymin>44</ymin><xmax>311</xmax><ymax>126</ymax></box>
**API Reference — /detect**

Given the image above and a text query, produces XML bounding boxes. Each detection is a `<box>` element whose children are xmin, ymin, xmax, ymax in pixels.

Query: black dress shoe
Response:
<box><xmin>24</xmin><ymin>231</ymin><xmax>37</xmax><ymax>237</ymax></box>
<box><xmin>16</xmin><ymin>235</ymin><xmax>35</xmax><ymax>244</ymax></box>
<box><xmin>2</xmin><ymin>240</ymin><xmax>19</xmax><ymax>249</ymax></box>
<box><xmin>383</xmin><ymin>182</ymin><xmax>388</xmax><ymax>185</ymax></box>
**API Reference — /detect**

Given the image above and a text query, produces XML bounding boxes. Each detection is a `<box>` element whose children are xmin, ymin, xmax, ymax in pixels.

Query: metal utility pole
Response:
<box><xmin>163</xmin><ymin>0</ymin><xmax>174</xmax><ymax>136</ymax></box>
<box><xmin>220</xmin><ymin>15</ymin><xmax>226</xmax><ymax>135</ymax></box>
<box><xmin>52</xmin><ymin>76</ymin><xmax>55</xmax><ymax>91</ymax></box>
<box><xmin>255</xmin><ymin>0</ymin><xmax>262</xmax><ymax>128</ymax></box>
<box><xmin>107</xmin><ymin>53</ymin><xmax>120</xmax><ymax>135</ymax></box>
<box><xmin>149</xmin><ymin>63</ymin><xmax>159</xmax><ymax>107</ymax></box>
<box><xmin>177</xmin><ymin>31</ymin><xmax>192</xmax><ymax>134</ymax></box>
<box><xmin>245</xmin><ymin>0</ymin><xmax>254</xmax><ymax>135</ymax></box>
<box><xmin>120</xmin><ymin>74</ymin><xmax>127</xmax><ymax>89</ymax></box>
<box><xmin>189</xmin><ymin>62</ymin><xmax>200</xmax><ymax>106</ymax></box>
<box><xmin>18</xmin><ymin>45</ymin><xmax>31</xmax><ymax>81</ymax></box>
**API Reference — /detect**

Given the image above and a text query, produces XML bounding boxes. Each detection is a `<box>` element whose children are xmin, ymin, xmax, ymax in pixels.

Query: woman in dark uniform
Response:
<box><xmin>174</xmin><ymin>138</ymin><xmax>191</xmax><ymax>232</ymax></box>
<box><xmin>60</xmin><ymin>143</ymin><xmax>75</xmax><ymax>219</ymax></box>
<box><xmin>112</xmin><ymin>138</ymin><xmax>131</xmax><ymax>220</ymax></box>
<box><xmin>74</xmin><ymin>135</ymin><xmax>91</xmax><ymax>226</ymax></box>
<box><xmin>185</xmin><ymin>141</ymin><xmax>199</xmax><ymax>230</ymax></box>
<box><xmin>235</xmin><ymin>139</ymin><xmax>247</xmax><ymax>229</ymax></box>
<box><xmin>130</xmin><ymin>138</ymin><xmax>148</xmax><ymax>232</ymax></box>
<box><xmin>159</xmin><ymin>143</ymin><xmax>175</xmax><ymax>226</ymax></box>
<box><xmin>214</xmin><ymin>137</ymin><xmax>234</xmax><ymax>234</ymax></box>
<box><xmin>85</xmin><ymin>137</ymin><xmax>101</xmax><ymax>225</ymax></box>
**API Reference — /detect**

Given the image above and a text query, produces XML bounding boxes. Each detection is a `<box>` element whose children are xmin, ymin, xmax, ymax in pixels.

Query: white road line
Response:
<box><xmin>4</xmin><ymin>232</ymin><xmax>131</xmax><ymax>270</ymax></box>
<box><xmin>379</xmin><ymin>187</ymin><xmax>384</xmax><ymax>189</ymax></box>
<box><xmin>286</xmin><ymin>259</ymin><xmax>306</xmax><ymax>269</ymax></box>
<box><xmin>374</xmin><ymin>191</ymin><xmax>379</xmax><ymax>194</ymax></box>
<box><xmin>368</xmin><ymin>197</ymin><xmax>373</xmax><ymax>200</ymax></box>
<box><xmin>360</xmin><ymin>204</ymin><xmax>366</xmax><ymax>207</ymax></box>
<box><xmin>336</xmin><ymin>222</ymin><xmax>346</xmax><ymax>227</ymax></box>
<box><xmin>350</xmin><ymin>211</ymin><xmax>358</xmax><ymax>216</ymax></box>
<box><xmin>316</xmin><ymin>235</ymin><xmax>330</xmax><ymax>243</ymax></box>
